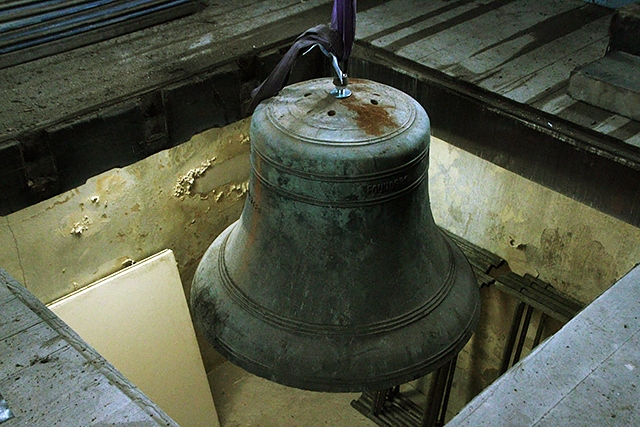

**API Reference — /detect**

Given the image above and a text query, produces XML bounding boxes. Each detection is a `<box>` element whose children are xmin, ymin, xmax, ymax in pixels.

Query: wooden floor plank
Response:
<box><xmin>358</xmin><ymin>0</ymin><xmax>639</xmax><ymax>146</ymax></box>
<box><xmin>0</xmin><ymin>346</ymin><xmax>135</xmax><ymax>426</ymax></box>
<box><xmin>0</xmin><ymin>321</ymin><xmax>66</xmax><ymax>383</ymax></box>
<box><xmin>548</xmin><ymin>96</ymin><xmax>640</xmax><ymax>149</ymax></box>
<box><xmin>497</xmin><ymin>37</ymin><xmax>608</xmax><ymax>103</ymax></box>
<box><xmin>359</xmin><ymin>0</ymin><xmax>482</xmax><ymax>47</ymax></box>
<box><xmin>625</xmin><ymin>133</ymin><xmax>640</xmax><ymax>149</ymax></box>
<box><xmin>460</xmin><ymin>4</ymin><xmax>609</xmax><ymax>82</ymax></box>
<box><xmin>556</xmin><ymin>100</ymin><xmax>618</xmax><ymax>129</ymax></box>
<box><xmin>447</xmin><ymin>265</ymin><xmax>640</xmax><ymax>427</ymax></box>
<box><xmin>533</xmin><ymin>92</ymin><xmax>577</xmax><ymax>115</ymax></box>
<box><xmin>0</xmin><ymin>269</ymin><xmax>179</xmax><ymax>426</ymax></box>
<box><xmin>2</xmin><ymin>0</ymin><xmax>639</xmax><ymax>211</ymax></box>
<box><xmin>593</xmin><ymin>115</ymin><xmax>632</xmax><ymax>135</ymax></box>
<box><xmin>609</xmin><ymin>120</ymin><xmax>640</xmax><ymax>143</ymax></box>
<box><xmin>399</xmin><ymin>0</ymin><xmax>582</xmax><ymax>71</ymax></box>
<box><xmin>0</xmin><ymin>297</ymin><xmax>42</xmax><ymax>341</ymax></box>
<box><xmin>473</xmin><ymin>16</ymin><xmax>609</xmax><ymax>101</ymax></box>
<box><xmin>96</xmin><ymin>402</ymin><xmax>170</xmax><ymax>426</ymax></box>
<box><xmin>0</xmin><ymin>283</ymin><xmax>15</xmax><ymax>306</ymax></box>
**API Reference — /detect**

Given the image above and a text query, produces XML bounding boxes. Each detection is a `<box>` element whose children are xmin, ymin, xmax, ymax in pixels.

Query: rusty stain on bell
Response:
<box><xmin>342</xmin><ymin>90</ymin><xmax>397</xmax><ymax>136</ymax></box>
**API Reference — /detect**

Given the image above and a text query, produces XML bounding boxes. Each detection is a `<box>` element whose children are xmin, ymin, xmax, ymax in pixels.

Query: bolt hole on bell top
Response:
<box><xmin>191</xmin><ymin>78</ymin><xmax>480</xmax><ymax>392</ymax></box>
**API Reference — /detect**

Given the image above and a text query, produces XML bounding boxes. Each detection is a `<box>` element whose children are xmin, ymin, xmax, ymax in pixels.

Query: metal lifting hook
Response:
<box><xmin>303</xmin><ymin>43</ymin><xmax>352</xmax><ymax>99</ymax></box>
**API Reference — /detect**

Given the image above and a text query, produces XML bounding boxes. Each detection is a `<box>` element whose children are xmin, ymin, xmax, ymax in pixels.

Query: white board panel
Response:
<box><xmin>49</xmin><ymin>249</ymin><xmax>219</xmax><ymax>427</ymax></box>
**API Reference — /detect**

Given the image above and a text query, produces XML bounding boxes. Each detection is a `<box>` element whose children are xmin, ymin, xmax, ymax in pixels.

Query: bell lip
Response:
<box><xmin>217</xmin><ymin>287</ymin><xmax>479</xmax><ymax>393</ymax></box>
<box><xmin>191</xmin><ymin>222</ymin><xmax>481</xmax><ymax>393</ymax></box>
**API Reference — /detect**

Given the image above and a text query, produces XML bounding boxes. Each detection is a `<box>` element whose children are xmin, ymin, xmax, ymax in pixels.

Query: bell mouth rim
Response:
<box><xmin>214</xmin><ymin>221</ymin><xmax>458</xmax><ymax>337</ymax></box>
<box><xmin>192</xmin><ymin>224</ymin><xmax>481</xmax><ymax>393</ymax></box>
<box><xmin>213</xmin><ymin>299</ymin><xmax>479</xmax><ymax>393</ymax></box>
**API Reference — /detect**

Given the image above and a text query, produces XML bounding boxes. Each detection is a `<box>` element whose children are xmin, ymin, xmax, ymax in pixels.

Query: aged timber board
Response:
<box><xmin>0</xmin><ymin>268</ymin><xmax>178</xmax><ymax>427</ymax></box>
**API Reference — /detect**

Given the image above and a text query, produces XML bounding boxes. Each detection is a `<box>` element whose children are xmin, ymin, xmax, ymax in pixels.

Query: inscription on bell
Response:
<box><xmin>366</xmin><ymin>175</ymin><xmax>409</xmax><ymax>195</ymax></box>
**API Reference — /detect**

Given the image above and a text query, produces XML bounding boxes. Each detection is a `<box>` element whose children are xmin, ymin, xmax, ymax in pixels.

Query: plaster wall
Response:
<box><xmin>0</xmin><ymin>118</ymin><xmax>252</xmax><ymax>369</ymax></box>
<box><xmin>1</xmin><ymin>120</ymin><xmax>639</xmax><ymax>400</ymax></box>
<box><xmin>429</xmin><ymin>138</ymin><xmax>640</xmax><ymax>305</ymax></box>
<box><xmin>426</xmin><ymin>136</ymin><xmax>640</xmax><ymax>417</ymax></box>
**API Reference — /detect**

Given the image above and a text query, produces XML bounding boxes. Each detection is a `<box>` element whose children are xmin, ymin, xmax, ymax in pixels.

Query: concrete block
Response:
<box><xmin>47</xmin><ymin>100</ymin><xmax>145</xmax><ymax>190</ymax></box>
<box><xmin>568</xmin><ymin>51</ymin><xmax>640</xmax><ymax>121</ymax></box>
<box><xmin>162</xmin><ymin>67</ymin><xmax>242</xmax><ymax>145</ymax></box>
<box><xmin>19</xmin><ymin>133</ymin><xmax>60</xmax><ymax>201</ymax></box>
<box><xmin>0</xmin><ymin>140</ymin><xmax>23</xmax><ymax>173</ymax></box>
<box><xmin>446</xmin><ymin>264</ymin><xmax>640</xmax><ymax>426</ymax></box>
<box><xmin>140</xmin><ymin>91</ymin><xmax>169</xmax><ymax>155</ymax></box>
<box><xmin>609</xmin><ymin>3</ymin><xmax>640</xmax><ymax>56</ymax></box>
<box><xmin>0</xmin><ymin>140</ymin><xmax>28</xmax><ymax>215</ymax></box>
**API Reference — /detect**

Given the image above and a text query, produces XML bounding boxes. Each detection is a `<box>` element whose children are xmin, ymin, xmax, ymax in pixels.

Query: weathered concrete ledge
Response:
<box><xmin>569</xmin><ymin>51</ymin><xmax>640</xmax><ymax>121</ymax></box>
<box><xmin>446</xmin><ymin>263</ymin><xmax>640</xmax><ymax>427</ymax></box>
<box><xmin>608</xmin><ymin>3</ymin><xmax>640</xmax><ymax>56</ymax></box>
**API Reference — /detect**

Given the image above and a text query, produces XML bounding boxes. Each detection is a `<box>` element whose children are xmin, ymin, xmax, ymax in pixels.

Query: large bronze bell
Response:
<box><xmin>191</xmin><ymin>78</ymin><xmax>480</xmax><ymax>392</ymax></box>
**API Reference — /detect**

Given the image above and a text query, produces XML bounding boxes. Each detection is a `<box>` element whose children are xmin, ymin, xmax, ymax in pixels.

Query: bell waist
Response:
<box><xmin>251</xmin><ymin>146</ymin><xmax>429</xmax><ymax>207</ymax></box>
